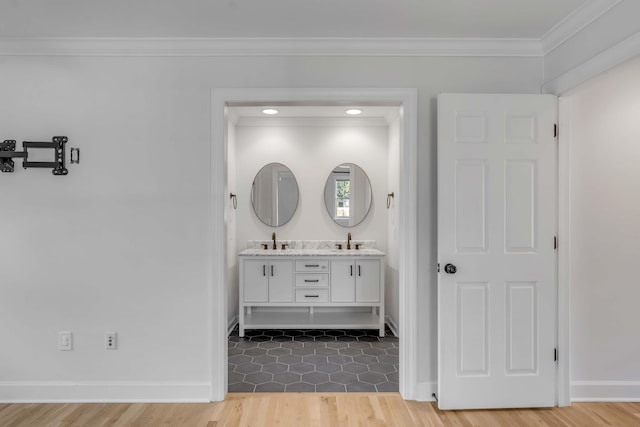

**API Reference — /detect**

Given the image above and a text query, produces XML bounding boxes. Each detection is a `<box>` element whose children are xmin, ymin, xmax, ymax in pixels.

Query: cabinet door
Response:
<box><xmin>355</xmin><ymin>259</ymin><xmax>380</xmax><ymax>302</ymax></box>
<box><xmin>268</xmin><ymin>259</ymin><xmax>294</xmax><ymax>302</ymax></box>
<box><xmin>243</xmin><ymin>259</ymin><xmax>268</xmax><ymax>302</ymax></box>
<box><xmin>330</xmin><ymin>259</ymin><xmax>356</xmax><ymax>302</ymax></box>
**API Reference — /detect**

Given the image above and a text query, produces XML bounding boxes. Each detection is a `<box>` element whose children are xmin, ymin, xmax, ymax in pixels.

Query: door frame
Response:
<box><xmin>557</xmin><ymin>96</ymin><xmax>571</xmax><ymax>406</ymax></box>
<box><xmin>209</xmin><ymin>88</ymin><xmax>418</xmax><ymax>401</ymax></box>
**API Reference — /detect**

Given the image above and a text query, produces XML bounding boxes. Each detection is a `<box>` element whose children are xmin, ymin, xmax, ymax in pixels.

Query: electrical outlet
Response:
<box><xmin>105</xmin><ymin>332</ymin><xmax>117</xmax><ymax>350</ymax></box>
<box><xmin>59</xmin><ymin>331</ymin><xmax>72</xmax><ymax>351</ymax></box>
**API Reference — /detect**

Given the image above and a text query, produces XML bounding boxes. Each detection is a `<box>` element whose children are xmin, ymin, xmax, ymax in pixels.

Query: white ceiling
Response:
<box><xmin>0</xmin><ymin>0</ymin><xmax>588</xmax><ymax>39</ymax></box>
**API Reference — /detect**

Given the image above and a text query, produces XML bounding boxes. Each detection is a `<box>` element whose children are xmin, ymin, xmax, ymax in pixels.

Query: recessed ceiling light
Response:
<box><xmin>345</xmin><ymin>109</ymin><xmax>363</xmax><ymax>115</ymax></box>
<box><xmin>262</xmin><ymin>108</ymin><xmax>279</xmax><ymax>115</ymax></box>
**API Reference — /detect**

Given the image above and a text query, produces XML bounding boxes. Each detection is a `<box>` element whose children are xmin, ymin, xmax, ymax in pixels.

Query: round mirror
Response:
<box><xmin>251</xmin><ymin>163</ymin><xmax>300</xmax><ymax>227</ymax></box>
<box><xmin>323</xmin><ymin>163</ymin><xmax>372</xmax><ymax>227</ymax></box>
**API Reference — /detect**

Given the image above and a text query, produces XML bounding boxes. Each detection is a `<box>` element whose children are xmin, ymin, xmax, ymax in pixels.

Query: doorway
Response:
<box><xmin>210</xmin><ymin>88</ymin><xmax>418</xmax><ymax>401</ymax></box>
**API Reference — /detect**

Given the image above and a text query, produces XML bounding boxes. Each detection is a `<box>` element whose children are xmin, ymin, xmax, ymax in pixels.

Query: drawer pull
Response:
<box><xmin>304</xmin><ymin>279</ymin><xmax>319</xmax><ymax>283</ymax></box>
<box><xmin>305</xmin><ymin>264</ymin><xmax>320</xmax><ymax>268</ymax></box>
<box><xmin>305</xmin><ymin>294</ymin><xmax>320</xmax><ymax>298</ymax></box>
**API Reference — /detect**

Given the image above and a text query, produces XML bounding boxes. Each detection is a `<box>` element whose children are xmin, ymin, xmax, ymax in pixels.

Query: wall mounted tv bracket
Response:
<box><xmin>1</xmin><ymin>136</ymin><xmax>69</xmax><ymax>175</ymax></box>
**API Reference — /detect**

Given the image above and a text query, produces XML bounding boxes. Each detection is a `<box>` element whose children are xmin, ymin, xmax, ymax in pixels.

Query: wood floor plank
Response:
<box><xmin>2</xmin><ymin>394</ymin><xmax>640</xmax><ymax>426</ymax></box>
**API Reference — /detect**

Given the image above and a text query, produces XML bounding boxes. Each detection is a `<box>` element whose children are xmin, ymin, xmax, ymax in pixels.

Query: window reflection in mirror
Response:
<box><xmin>324</xmin><ymin>163</ymin><xmax>372</xmax><ymax>227</ymax></box>
<box><xmin>251</xmin><ymin>163</ymin><xmax>299</xmax><ymax>227</ymax></box>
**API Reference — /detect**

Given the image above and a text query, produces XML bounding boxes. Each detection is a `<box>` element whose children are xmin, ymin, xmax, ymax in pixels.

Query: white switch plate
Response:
<box><xmin>59</xmin><ymin>331</ymin><xmax>72</xmax><ymax>351</ymax></box>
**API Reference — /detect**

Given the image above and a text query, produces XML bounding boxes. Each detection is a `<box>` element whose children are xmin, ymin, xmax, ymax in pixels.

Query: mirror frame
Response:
<box><xmin>250</xmin><ymin>163</ymin><xmax>300</xmax><ymax>227</ymax></box>
<box><xmin>323</xmin><ymin>163</ymin><xmax>373</xmax><ymax>228</ymax></box>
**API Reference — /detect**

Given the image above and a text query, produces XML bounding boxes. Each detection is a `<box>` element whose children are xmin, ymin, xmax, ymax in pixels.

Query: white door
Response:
<box><xmin>437</xmin><ymin>94</ymin><xmax>557</xmax><ymax>409</ymax></box>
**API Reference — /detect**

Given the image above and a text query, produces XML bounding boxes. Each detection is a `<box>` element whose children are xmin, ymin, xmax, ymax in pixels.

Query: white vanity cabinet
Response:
<box><xmin>242</xmin><ymin>258</ymin><xmax>294</xmax><ymax>303</ymax></box>
<box><xmin>330</xmin><ymin>258</ymin><xmax>382</xmax><ymax>303</ymax></box>
<box><xmin>239</xmin><ymin>251</ymin><xmax>385</xmax><ymax>337</ymax></box>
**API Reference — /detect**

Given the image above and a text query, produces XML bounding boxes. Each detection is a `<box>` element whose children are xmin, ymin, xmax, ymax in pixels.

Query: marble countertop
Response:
<box><xmin>239</xmin><ymin>248</ymin><xmax>385</xmax><ymax>257</ymax></box>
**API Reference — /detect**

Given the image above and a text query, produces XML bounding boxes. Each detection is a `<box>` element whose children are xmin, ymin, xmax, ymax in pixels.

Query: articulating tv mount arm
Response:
<box><xmin>0</xmin><ymin>136</ymin><xmax>77</xmax><ymax>175</ymax></box>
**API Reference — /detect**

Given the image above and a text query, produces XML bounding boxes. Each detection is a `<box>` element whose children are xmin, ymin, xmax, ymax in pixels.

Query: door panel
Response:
<box><xmin>268</xmin><ymin>260</ymin><xmax>293</xmax><ymax>302</ymax></box>
<box><xmin>456</xmin><ymin>282</ymin><xmax>489</xmax><ymax>376</ymax></box>
<box><xmin>506</xmin><ymin>281</ymin><xmax>538</xmax><ymax>375</ymax></box>
<box><xmin>331</xmin><ymin>259</ymin><xmax>356</xmax><ymax>302</ymax></box>
<box><xmin>505</xmin><ymin>160</ymin><xmax>537</xmax><ymax>253</ymax></box>
<box><xmin>455</xmin><ymin>160</ymin><xmax>488</xmax><ymax>253</ymax></box>
<box><xmin>438</xmin><ymin>94</ymin><xmax>557</xmax><ymax>409</ymax></box>
<box><xmin>243</xmin><ymin>259</ymin><xmax>268</xmax><ymax>302</ymax></box>
<box><xmin>355</xmin><ymin>259</ymin><xmax>380</xmax><ymax>302</ymax></box>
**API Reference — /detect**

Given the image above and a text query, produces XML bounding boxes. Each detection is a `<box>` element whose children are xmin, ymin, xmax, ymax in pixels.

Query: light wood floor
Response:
<box><xmin>1</xmin><ymin>393</ymin><xmax>639</xmax><ymax>426</ymax></box>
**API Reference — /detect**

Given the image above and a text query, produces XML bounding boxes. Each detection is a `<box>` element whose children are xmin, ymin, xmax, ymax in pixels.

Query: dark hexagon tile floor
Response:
<box><xmin>228</xmin><ymin>326</ymin><xmax>399</xmax><ymax>393</ymax></box>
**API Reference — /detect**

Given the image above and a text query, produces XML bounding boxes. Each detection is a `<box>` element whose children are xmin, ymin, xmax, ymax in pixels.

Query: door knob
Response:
<box><xmin>444</xmin><ymin>263</ymin><xmax>457</xmax><ymax>274</ymax></box>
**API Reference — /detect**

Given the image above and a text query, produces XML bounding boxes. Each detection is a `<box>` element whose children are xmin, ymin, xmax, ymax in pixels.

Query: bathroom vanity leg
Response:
<box><xmin>239</xmin><ymin>306</ymin><xmax>248</xmax><ymax>337</ymax></box>
<box><xmin>239</xmin><ymin>314</ymin><xmax>244</xmax><ymax>337</ymax></box>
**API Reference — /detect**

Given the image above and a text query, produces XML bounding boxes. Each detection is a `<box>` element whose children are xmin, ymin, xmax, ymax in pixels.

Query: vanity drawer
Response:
<box><xmin>295</xmin><ymin>289</ymin><xmax>329</xmax><ymax>303</ymax></box>
<box><xmin>295</xmin><ymin>260</ymin><xmax>329</xmax><ymax>272</ymax></box>
<box><xmin>295</xmin><ymin>274</ymin><xmax>328</xmax><ymax>287</ymax></box>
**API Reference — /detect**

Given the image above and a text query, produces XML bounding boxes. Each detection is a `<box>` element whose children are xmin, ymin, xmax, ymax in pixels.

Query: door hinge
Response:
<box><xmin>554</xmin><ymin>348</ymin><xmax>558</xmax><ymax>362</ymax></box>
<box><xmin>554</xmin><ymin>236</ymin><xmax>558</xmax><ymax>250</ymax></box>
<box><xmin>554</xmin><ymin>124</ymin><xmax>558</xmax><ymax>138</ymax></box>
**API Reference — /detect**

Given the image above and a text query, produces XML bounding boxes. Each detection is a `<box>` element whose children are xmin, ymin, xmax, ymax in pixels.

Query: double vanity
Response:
<box><xmin>240</xmin><ymin>161</ymin><xmax>386</xmax><ymax>337</ymax></box>
<box><xmin>239</xmin><ymin>241</ymin><xmax>385</xmax><ymax>337</ymax></box>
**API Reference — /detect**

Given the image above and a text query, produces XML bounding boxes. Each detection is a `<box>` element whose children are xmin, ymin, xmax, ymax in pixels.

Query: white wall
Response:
<box><xmin>565</xmin><ymin>55</ymin><xmax>640</xmax><ymax>401</ymax></box>
<box><xmin>386</xmin><ymin>113</ymin><xmax>401</xmax><ymax>333</ymax></box>
<box><xmin>0</xmin><ymin>55</ymin><xmax>543</xmax><ymax>401</ymax></box>
<box><xmin>226</xmin><ymin>119</ymin><xmax>239</xmax><ymax>332</ymax></box>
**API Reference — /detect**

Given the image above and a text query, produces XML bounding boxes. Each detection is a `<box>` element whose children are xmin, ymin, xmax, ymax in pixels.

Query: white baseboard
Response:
<box><xmin>414</xmin><ymin>381</ymin><xmax>438</xmax><ymax>402</ymax></box>
<box><xmin>385</xmin><ymin>315</ymin><xmax>399</xmax><ymax>338</ymax></box>
<box><xmin>410</xmin><ymin>380</ymin><xmax>640</xmax><ymax>404</ymax></box>
<box><xmin>227</xmin><ymin>315</ymin><xmax>238</xmax><ymax>336</ymax></box>
<box><xmin>571</xmin><ymin>381</ymin><xmax>640</xmax><ymax>402</ymax></box>
<box><xmin>0</xmin><ymin>381</ymin><xmax>210</xmax><ymax>403</ymax></box>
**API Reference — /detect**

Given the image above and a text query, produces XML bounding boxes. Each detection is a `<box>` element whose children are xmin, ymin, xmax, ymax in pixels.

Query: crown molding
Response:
<box><xmin>541</xmin><ymin>0</ymin><xmax>622</xmax><ymax>55</ymax></box>
<box><xmin>0</xmin><ymin>1</ymin><xmax>622</xmax><ymax>59</ymax></box>
<box><xmin>542</xmin><ymin>30</ymin><xmax>640</xmax><ymax>94</ymax></box>
<box><xmin>0</xmin><ymin>37</ymin><xmax>543</xmax><ymax>57</ymax></box>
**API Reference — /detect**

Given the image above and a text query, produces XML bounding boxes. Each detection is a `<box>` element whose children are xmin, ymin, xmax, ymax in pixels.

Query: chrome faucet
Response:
<box><xmin>347</xmin><ymin>232</ymin><xmax>352</xmax><ymax>250</ymax></box>
<box><xmin>272</xmin><ymin>232</ymin><xmax>277</xmax><ymax>250</ymax></box>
